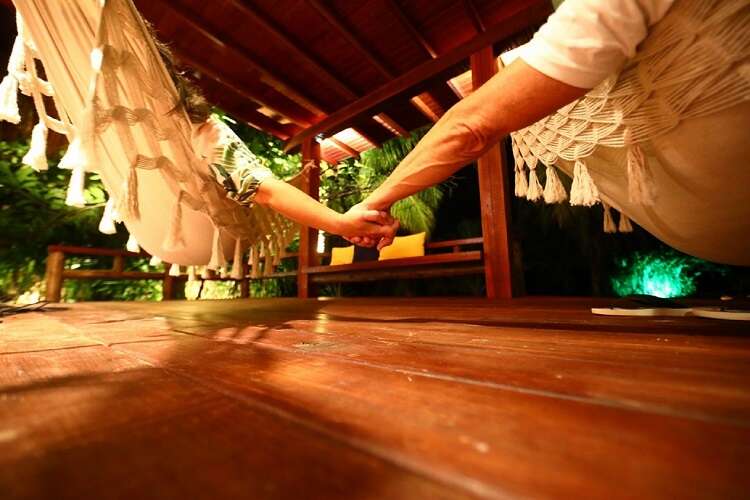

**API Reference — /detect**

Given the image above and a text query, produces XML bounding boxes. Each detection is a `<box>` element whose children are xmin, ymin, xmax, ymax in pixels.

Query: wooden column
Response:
<box><xmin>45</xmin><ymin>247</ymin><xmax>65</xmax><ymax>303</ymax></box>
<box><xmin>240</xmin><ymin>260</ymin><xmax>250</xmax><ymax>299</ymax></box>
<box><xmin>297</xmin><ymin>139</ymin><xmax>321</xmax><ymax>298</ymax></box>
<box><xmin>470</xmin><ymin>46</ymin><xmax>513</xmax><ymax>299</ymax></box>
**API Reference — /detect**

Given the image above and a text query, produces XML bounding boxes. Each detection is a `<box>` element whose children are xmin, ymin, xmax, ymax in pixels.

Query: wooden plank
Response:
<box><xmin>284</xmin><ymin>0</ymin><xmax>552</xmax><ymax>152</ymax></box>
<box><xmin>311</xmin><ymin>264</ymin><xmax>485</xmax><ymax>284</ymax></box>
<box><xmin>0</xmin><ymin>345</ymin><xmax>470</xmax><ymax>499</ymax></box>
<box><xmin>463</xmin><ymin>0</ymin><xmax>486</xmax><ymax>33</ymax></box>
<box><xmin>109</xmin><ymin>333</ymin><xmax>750</xmax><ymax>499</ymax></box>
<box><xmin>308</xmin><ymin>0</ymin><xmax>395</xmax><ymax>79</ymax></box>
<box><xmin>224</xmin><ymin>0</ymin><xmax>359</xmax><ymax>101</ymax></box>
<box><xmin>471</xmin><ymin>47</ymin><xmax>513</xmax><ymax>299</ymax></box>
<box><xmin>305</xmin><ymin>251</ymin><xmax>482</xmax><ymax>274</ymax></box>
<box><xmin>47</xmin><ymin>245</ymin><xmax>144</xmax><ymax>258</ymax></box>
<box><xmin>425</xmin><ymin>237</ymin><xmax>484</xmax><ymax>249</ymax></box>
<box><xmin>62</xmin><ymin>270</ymin><xmax>165</xmax><ymax>280</ymax></box>
<box><xmin>297</xmin><ymin>139</ymin><xmax>321</xmax><ymax>299</ymax></box>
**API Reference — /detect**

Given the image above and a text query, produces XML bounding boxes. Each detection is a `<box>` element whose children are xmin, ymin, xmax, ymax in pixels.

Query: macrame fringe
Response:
<box><xmin>514</xmin><ymin>166</ymin><xmax>528</xmax><ymax>198</ymax></box>
<box><xmin>570</xmin><ymin>160</ymin><xmax>600</xmax><ymax>207</ymax></box>
<box><xmin>0</xmin><ymin>74</ymin><xmax>20</xmax><ymax>124</ymax></box>
<box><xmin>219</xmin><ymin>266</ymin><xmax>229</xmax><ymax>279</ymax></box>
<box><xmin>168</xmin><ymin>263</ymin><xmax>181</xmax><ymax>277</ymax></box>
<box><xmin>64</xmin><ymin>165</ymin><xmax>86</xmax><ymax>207</ymax></box>
<box><xmin>126</xmin><ymin>234</ymin><xmax>140</xmax><ymax>253</ymax></box>
<box><xmin>626</xmin><ymin>144</ymin><xmax>655</xmax><ymax>205</ymax></box>
<box><xmin>525</xmin><ymin>168</ymin><xmax>543</xmax><ymax>202</ymax></box>
<box><xmin>98</xmin><ymin>197</ymin><xmax>117</xmax><ymax>234</ymax></box>
<box><xmin>188</xmin><ymin>266</ymin><xmax>197</xmax><ymax>282</ymax></box>
<box><xmin>123</xmin><ymin>162</ymin><xmax>140</xmax><ymax>221</ymax></box>
<box><xmin>230</xmin><ymin>239</ymin><xmax>244</xmax><ymax>279</ymax></box>
<box><xmin>163</xmin><ymin>193</ymin><xmax>186</xmax><ymax>251</ymax></box>
<box><xmin>0</xmin><ymin>36</ymin><xmax>23</xmax><ymax>124</ymax></box>
<box><xmin>22</xmin><ymin>121</ymin><xmax>48</xmax><ymax>171</ymax></box>
<box><xmin>618</xmin><ymin>213</ymin><xmax>633</xmax><ymax>233</ymax></box>
<box><xmin>602</xmin><ymin>202</ymin><xmax>617</xmax><ymax>233</ymax></box>
<box><xmin>149</xmin><ymin>255</ymin><xmax>162</xmax><ymax>266</ymax></box>
<box><xmin>59</xmin><ymin>136</ymin><xmax>88</xmax><ymax>171</ymax></box>
<box><xmin>201</xmin><ymin>266</ymin><xmax>211</xmax><ymax>280</ymax></box>
<box><xmin>543</xmin><ymin>166</ymin><xmax>567</xmax><ymax>204</ymax></box>
<box><xmin>207</xmin><ymin>228</ymin><xmax>226</xmax><ymax>270</ymax></box>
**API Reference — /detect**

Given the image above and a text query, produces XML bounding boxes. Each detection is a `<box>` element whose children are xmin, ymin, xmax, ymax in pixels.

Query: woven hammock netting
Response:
<box><xmin>1</xmin><ymin>0</ymin><xmax>305</xmax><ymax>278</ymax></box>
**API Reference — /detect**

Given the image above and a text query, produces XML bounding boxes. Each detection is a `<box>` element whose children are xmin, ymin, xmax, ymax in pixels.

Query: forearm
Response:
<box><xmin>363</xmin><ymin>59</ymin><xmax>587</xmax><ymax>210</ymax></box>
<box><xmin>254</xmin><ymin>178</ymin><xmax>342</xmax><ymax>234</ymax></box>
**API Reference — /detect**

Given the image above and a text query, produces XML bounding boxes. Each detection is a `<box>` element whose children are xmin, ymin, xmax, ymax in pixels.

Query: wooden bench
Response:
<box><xmin>305</xmin><ymin>237</ymin><xmax>485</xmax><ymax>285</ymax></box>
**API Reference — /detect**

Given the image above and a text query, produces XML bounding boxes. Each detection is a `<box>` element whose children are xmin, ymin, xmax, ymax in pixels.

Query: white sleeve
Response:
<box><xmin>518</xmin><ymin>0</ymin><xmax>675</xmax><ymax>89</ymax></box>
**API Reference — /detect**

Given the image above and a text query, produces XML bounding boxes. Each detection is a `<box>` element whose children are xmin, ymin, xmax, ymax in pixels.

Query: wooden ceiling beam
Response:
<box><xmin>170</xmin><ymin>46</ymin><xmax>317</xmax><ymax>127</ymax></box>
<box><xmin>225</xmin><ymin>0</ymin><xmax>358</xmax><ymax>102</ymax></box>
<box><xmin>384</xmin><ymin>0</ymin><xmax>437</xmax><ymax>58</ymax></box>
<box><xmin>150</xmin><ymin>0</ymin><xmax>326</xmax><ymax>116</ymax></box>
<box><xmin>374</xmin><ymin>113</ymin><xmax>408</xmax><ymax>137</ymax></box>
<box><xmin>285</xmin><ymin>0</ymin><xmax>552</xmax><ymax>152</ymax></box>
<box><xmin>328</xmin><ymin>137</ymin><xmax>361</xmax><ymax>158</ymax></box>
<box><xmin>196</xmin><ymin>76</ymin><xmax>300</xmax><ymax>140</ymax></box>
<box><xmin>464</xmin><ymin>0</ymin><xmax>486</xmax><ymax>34</ymax></box>
<box><xmin>307</xmin><ymin>0</ymin><xmax>395</xmax><ymax>79</ymax></box>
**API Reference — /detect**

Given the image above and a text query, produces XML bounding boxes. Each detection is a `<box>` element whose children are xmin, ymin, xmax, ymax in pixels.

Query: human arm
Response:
<box><xmin>354</xmin><ymin>0</ymin><xmax>673</xmax><ymax>228</ymax></box>
<box><xmin>253</xmin><ymin>178</ymin><xmax>396</xmax><ymax>240</ymax></box>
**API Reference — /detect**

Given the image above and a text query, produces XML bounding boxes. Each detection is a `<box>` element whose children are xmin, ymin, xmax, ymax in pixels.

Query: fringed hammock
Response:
<box><xmin>509</xmin><ymin>0</ymin><xmax>750</xmax><ymax>265</ymax></box>
<box><xmin>1</xmin><ymin>0</ymin><xmax>304</xmax><ymax>279</ymax></box>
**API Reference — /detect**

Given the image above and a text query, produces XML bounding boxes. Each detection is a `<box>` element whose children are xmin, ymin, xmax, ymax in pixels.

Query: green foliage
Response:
<box><xmin>323</xmin><ymin>127</ymin><xmax>446</xmax><ymax>236</ymax></box>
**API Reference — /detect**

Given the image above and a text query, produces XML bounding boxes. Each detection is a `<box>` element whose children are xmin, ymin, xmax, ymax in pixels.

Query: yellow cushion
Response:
<box><xmin>378</xmin><ymin>232</ymin><xmax>426</xmax><ymax>261</ymax></box>
<box><xmin>330</xmin><ymin>245</ymin><xmax>355</xmax><ymax>265</ymax></box>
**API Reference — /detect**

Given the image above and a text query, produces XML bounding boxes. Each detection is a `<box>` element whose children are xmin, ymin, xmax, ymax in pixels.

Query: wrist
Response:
<box><xmin>333</xmin><ymin>213</ymin><xmax>349</xmax><ymax>236</ymax></box>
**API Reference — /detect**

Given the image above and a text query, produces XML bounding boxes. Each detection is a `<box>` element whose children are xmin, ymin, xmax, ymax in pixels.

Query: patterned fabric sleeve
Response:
<box><xmin>208</xmin><ymin>116</ymin><xmax>274</xmax><ymax>207</ymax></box>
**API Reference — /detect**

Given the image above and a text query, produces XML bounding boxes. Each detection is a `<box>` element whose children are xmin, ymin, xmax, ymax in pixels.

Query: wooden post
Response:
<box><xmin>470</xmin><ymin>46</ymin><xmax>513</xmax><ymax>299</ymax></box>
<box><xmin>240</xmin><ymin>259</ymin><xmax>250</xmax><ymax>298</ymax></box>
<box><xmin>45</xmin><ymin>247</ymin><xmax>65</xmax><ymax>302</ymax></box>
<box><xmin>298</xmin><ymin>138</ymin><xmax>321</xmax><ymax>298</ymax></box>
<box><xmin>163</xmin><ymin>265</ymin><xmax>176</xmax><ymax>301</ymax></box>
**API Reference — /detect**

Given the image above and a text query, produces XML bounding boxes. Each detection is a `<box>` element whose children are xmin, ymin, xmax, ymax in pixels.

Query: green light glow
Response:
<box><xmin>611</xmin><ymin>250</ymin><xmax>708</xmax><ymax>298</ymax></box>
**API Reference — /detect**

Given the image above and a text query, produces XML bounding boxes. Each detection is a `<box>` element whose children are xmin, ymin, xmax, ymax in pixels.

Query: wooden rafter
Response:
<box><xmin>464</xmin><ymin>0</ymin><xmax>486</xmax><ymax>33</ymax></box>
<box><xmin>284</xmin><ymin>0</ymin><xmax>552</xmax><ymax>152</ymax></box>
<box><xmin>307</xmin><ymin>0</ymin><xmax>395</xmax><ymax>79</ymax></box>
<box><xmin>374</xmin><ymin>113</ymin><xmax>408</xmax><ymax>137</ymax></box>
<box><xmin>384</xmin><ymin>0</ymin><xmax>437</xmax><ymax>58</ymax></box>
<box><xmin>328</xmin><ymin>137</ymin><xmax>360</xmax><ymax>158</ymax></box>
<box><xmin>147</xmin><ymin>0</ymin><xmax>325</xmax><ymax>116</ymax></box>
<box><xmin>170</xmin><ymin>46</ymin><xmax>317</xmax><ymax>127</ymax></box>
<box><xmin>224</xmin><ymin>0</ymin><xmax>358</xmax><ymax>102</ymax></box>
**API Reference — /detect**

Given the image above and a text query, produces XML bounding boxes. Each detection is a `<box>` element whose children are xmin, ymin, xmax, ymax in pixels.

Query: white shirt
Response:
<box><xmin>519</xmin><ymin>0</ymin><xmax>675</xmax><ymax>88</ymax></box>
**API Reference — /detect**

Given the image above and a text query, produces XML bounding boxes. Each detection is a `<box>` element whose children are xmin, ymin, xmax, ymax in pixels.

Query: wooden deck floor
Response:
<box><xmin>1</xmin><ymin>297</ymin><xmax>749</xmax><ymax>499</ymax></box>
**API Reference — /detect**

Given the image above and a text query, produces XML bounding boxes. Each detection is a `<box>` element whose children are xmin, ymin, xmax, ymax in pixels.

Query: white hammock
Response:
<box><xmin>1</xmin><ymin>0</ymin><xmax>303</xmax><ymax>276</ymax></box>
<box><xmin>510</xmin><ymin>0</ymin><xmax>750</xmax><ymax>265</ymax></box>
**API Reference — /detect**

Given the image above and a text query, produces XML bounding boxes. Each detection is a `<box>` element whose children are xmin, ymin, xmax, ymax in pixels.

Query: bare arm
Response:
<box><xmin>361</xmin><ymin>59</ymin><xmax>588</xmax><ymax>211</ymax></box>
<box><xmin>254</xmin><ymin>178</ymin><xmax>395</xmax><ymax>240</ymax></box>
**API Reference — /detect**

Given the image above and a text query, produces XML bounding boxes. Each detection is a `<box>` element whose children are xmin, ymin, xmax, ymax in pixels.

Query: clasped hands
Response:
<box><xmin>337</xmin><ymin>203</ymin><xmax>399</xmax><ymax>250</ymax></box>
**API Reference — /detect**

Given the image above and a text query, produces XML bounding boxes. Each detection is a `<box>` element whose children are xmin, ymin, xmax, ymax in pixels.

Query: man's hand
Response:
<box><xmin>341</xmin><ymin>204</ymin><xmax>399</xmax><ymax>250</ymax></box>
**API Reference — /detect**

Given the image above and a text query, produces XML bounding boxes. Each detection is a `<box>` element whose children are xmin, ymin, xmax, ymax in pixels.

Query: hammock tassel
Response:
<box><xmin>98</xmin><ymin>198</ymin><xmax>117</xmax><ymax>234</ymax></box>
<box><xmin>168</xmin><ymin>263</ymin><xmax>181</xmax><ymax>277</ymax></box>
<box><xmin>627</xmin><ymin>144</ymin><xmax>655</xmax><ymax>206</ymax></box>
<box><xmin>219</xmin><ymin>266</ymin><xmax>229</xmax><ymax>279</ymax></box>
<box><xmin>149</xmin><ymin>255</ymin><xmax>162</xmax><ymax>266</ymax></box>
<box><xmin>64</xmin><ymin>164</ymin><xmax>87</xmax><ymax>207</ymax></box>
<box><xmin>22</xmin><ymin>121</ymin><xmax>48</xmax><ymax>171</ymax></box>
<box><xmin>618</xmin><ymin>213</ymin><xmax>633</xmax><ymax>233</ymax></box>
<box><xmin>187</xmin><ymin>266</ymin><xmax>197</xmax><ymax>282</ymax></box>
<box><xmin>124</xmin><ymin>161</ymin><xmax>140</xmax><ymax>221</ymax></box>
<box><xmin>207</xmin><ymin>227</ymin><xmax>226</xmax><ymax>270</ymax></box>
<box><xmin>230</xmin><ymin>239</ymin><xmax>244</xmax><ymax>279</ymax></box>
<box><xmin>163</xmin><ymin>193</ymin><xmax>186</xmax><ymax>251</ymax></box>
<box><xmin>0</xmin><ymin>74</ymin><xmax>20</xmax><ymax>124</ymax></box>
<box><xmin>543</xmin><ymin>166</ymin><xmax>567</xmax><ymax>204</ymax></box>
<box><xmin>201</xmin><ymin>266</ymin><xmax>212</xmax><ymax>280</ymax></box>
<box><xmin>525</xmin><ymin>168</ymin><xmax>543</xmax><ymax>202</ymax></box>
<box><xmin>59</xmin><ymin>136</ymin><xmax>88</xmax><ymax>171</ymax></box>
<box><xmin>126</xmin><ymin>234</ymin><xmax>140</xmax><ymax>253</ymax></box>
<box><xmin>570</xmin><ymin>160</ymin><xmax>600</xmax><ymax>207</ymax></box>
<box><xmin>0</xmin><ymin>36</ymin><xmax>23</xmax><ymax>124</ymax></box>
<box><xmin>514</xmin><ymin>165</ymin><xmax>528</xmax><ymax>198</ymax></box>
<box><xmin>602</xmin><ymin>202</ymin><xmax>617</xmax><ymax>233</ymax></box>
